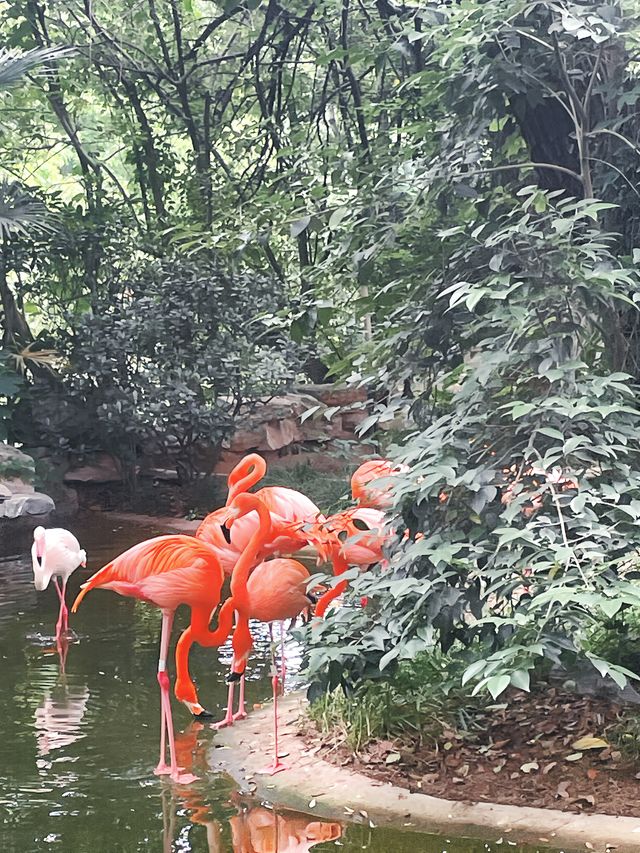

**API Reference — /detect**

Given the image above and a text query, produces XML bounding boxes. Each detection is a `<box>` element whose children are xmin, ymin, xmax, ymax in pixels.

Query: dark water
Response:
<box><xmin>0</xmin><ymin>515</ymin><xmax>562</xmax><ymax>852</ymax></box>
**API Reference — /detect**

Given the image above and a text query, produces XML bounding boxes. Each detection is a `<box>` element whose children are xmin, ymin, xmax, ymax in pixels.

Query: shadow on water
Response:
<box><xmin>0</xmin><ymin>514</ymin><xmax>560</xmax><ymax>852</ymax></box>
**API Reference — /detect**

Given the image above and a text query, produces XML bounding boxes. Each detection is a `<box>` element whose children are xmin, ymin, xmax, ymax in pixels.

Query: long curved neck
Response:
<box><xmin>226</xmin><ymin>454</ymin><xmax>267</xmax><ymax>505</ymax></box>
<box><xmin>229</xmin><ymin>497</ymin><xmax>272</xmax><ymax>609</ymax></box>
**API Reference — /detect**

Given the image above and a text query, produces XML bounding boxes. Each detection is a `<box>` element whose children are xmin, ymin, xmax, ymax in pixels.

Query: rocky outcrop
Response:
<box><xmin>64</xmin><ymin>452</ymin><xmax>124</xmax><ymax>484</ymax></box>
<box><xmin>0</xmin><ymin>445</ymin><xmax>55</xmax><ymax>554</ymax></box>
<box><xmin>216</xmin><ymin>384</ymin><xmax>373</xmax><ymax>474</ymax></box>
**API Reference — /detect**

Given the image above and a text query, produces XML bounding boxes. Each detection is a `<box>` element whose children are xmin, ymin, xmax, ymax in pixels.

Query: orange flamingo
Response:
<box><xmin>309</xmin><ymin>507</ymin><xmax>387</xmax><ymax>617</ymax></box>
<box><xmin>351</xmin><ymin>458</ymin><xmax>408</xmax><ymax>509</ymax></box>
<box><xmin>181</xmin><ymin>454</ymin><xmax>322</xmax><ymax>719</ymax></box>
<box><xmin>72</xmin><ymin>535</ymin><xmax>225</xmax><ymax>783</ymax></box>
<box><xmin>197</xmin><ymin>453</ymin><xmax>323</xmax><ymax>572</ymax></box>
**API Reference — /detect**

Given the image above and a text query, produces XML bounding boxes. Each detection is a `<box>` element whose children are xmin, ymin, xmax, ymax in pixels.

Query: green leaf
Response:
<box><xmin>486</xmin><ymin>675</ymin><xmax>511</xmax><ymax>700</ymax></box>
<box><xmin>290</xmin><ymin>215</ymin><xmax>311</xmax><ymax>238</ymax></box>
<box><xmin>510</xmin><ymin>669</ymin><xmax>530</xmax><ymax>692</ymax></box>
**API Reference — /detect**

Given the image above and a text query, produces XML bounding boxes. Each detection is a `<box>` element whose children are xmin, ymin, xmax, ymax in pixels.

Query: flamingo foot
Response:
<box><xmin>232</xmin><ymin>710</ymin><xmax>247</xmax><ymax>721</ymax></box>
<box><xmin>256</xmin><ymin>759</ymin><xmax>288</xmax><ymax>776</ymax></box>
<box><xmin>170</xmin><ymin>769</ymin><xmax>198</xmax><ymax>785</ymax></box>
<box><xmin>154</xmin><ymin>762</ymin><xmax>172</xmax><ymax>776</ymax></box>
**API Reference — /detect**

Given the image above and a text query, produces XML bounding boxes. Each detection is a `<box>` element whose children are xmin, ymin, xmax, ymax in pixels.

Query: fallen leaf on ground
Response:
<box><xmin>565</xmin><ymin>752</ymin><xmax>583</xmax><ymax>762</ymax></box>
<box><xmin>556</xmin><ymin>780</ymin><xmax>570</xmax><ymax>799</ymax></box>
<box><xmin>572</xmin><ymin>736</ymin><xmax>609</xmax><ymax>751</ymax></box>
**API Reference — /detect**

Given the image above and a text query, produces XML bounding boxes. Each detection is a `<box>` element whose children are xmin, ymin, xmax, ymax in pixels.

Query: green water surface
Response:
<box><xmin>0</xmin><ymin>515</ymin><xmax>564</xmax><ymax>852</ymax></box>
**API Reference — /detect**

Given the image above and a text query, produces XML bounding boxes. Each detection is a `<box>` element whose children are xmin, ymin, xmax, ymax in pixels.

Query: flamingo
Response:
<box><xmin>31</xmin><ymin>526</ymin><xmax>86</xmax><ymax>642</ymax></box>
<box><xmin>183</xmin><ymin>493</ymin><xmax>315</xmax><ymax>772</ymax></box>
<box><xmin>197</xmin><ymin>453</ymin><xmax>323</xmax><ymax>569</ymax></box>
<box><xmin>351</xmin><ymin>458</ymin><xmax>408</xmax><ymax>509</ymax></box>
<box><xmin>309</xmin><ymin>507</ymin><xmax>387</xmax><ymax>617</ymax></box>
<box><xmin>181</xmin><ymin>454</ymin><xmax>322</xmax><ymax>718</ymax></box>
<box><xmin>72</xmin><ymin>534</ymin><xmax>226</xmax><ymax>783</ymax></box>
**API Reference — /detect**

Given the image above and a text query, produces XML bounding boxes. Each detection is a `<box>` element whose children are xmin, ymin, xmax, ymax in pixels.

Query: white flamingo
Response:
<box><xmin>31</xmin><ymin>526</ymin><xmax>86</xmax><ymax>640</ymax></box>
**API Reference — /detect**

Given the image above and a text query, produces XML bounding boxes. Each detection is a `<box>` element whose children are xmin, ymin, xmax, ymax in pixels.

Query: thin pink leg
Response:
<box><xmin>153</xmin><ymin>609</ymin><xmax>196</xmax><ymax>784</ymax></box>
<box><xmin>60</xmin><ymin>578</ymin><xmax>69</xmax><ymax>633</ymax></box>
<box><xmin>233</xmin><ymin>674</ymin><xmax>247</xmax><ymax>721</ymax></box>
<box><xmin>213</xmin><ymin>679</ymin><xmax>235</xmax><ymax>730</ymax></box>
<box><xmin>53</xmin><ymin>578</ymin><xmax>65</xmax><ymax>641</ymax></box>
<box><xmin>258</xmin><ymin>635</ymin><xmax>287</xmax><ymax>775</ymax></box>
<box><xmin>279</xmin><ymin>621</ymin><xmax>287</xmax><ymax>689</ymax></box>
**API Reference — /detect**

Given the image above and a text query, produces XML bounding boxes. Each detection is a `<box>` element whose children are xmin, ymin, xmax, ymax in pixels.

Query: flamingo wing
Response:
<box><xmin>72</xmin><ymin>535</ymin><xmax>223</xmax><ymax>611</ymax></box>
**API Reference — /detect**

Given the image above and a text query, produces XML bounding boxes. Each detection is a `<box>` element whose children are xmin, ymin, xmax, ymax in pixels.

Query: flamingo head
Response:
<box><xmin>32</xmin><ymin>526</ymin><xmax>50</xmax><ymax>591</ymax></box>
<box><xmin>78</xmin><ymin>548</ymin><xmax>87</xmax><ymax>568</ymax></box>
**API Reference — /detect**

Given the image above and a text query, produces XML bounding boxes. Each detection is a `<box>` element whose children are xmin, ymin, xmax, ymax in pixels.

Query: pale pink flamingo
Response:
<box><xmin>31</xmin><ymin>526</ymin><xmax>86</xmax><ymax>642</ymax></box>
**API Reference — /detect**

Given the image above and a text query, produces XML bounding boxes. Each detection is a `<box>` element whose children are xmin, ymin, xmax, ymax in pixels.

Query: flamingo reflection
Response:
<box><xmin>229</xmin><ymin>806</ymin><xmax>342</xmax><ymax>853</ymax></box>
<box><xmin>163</xmin><ymin>723</ymin><xmax>342</xmax><ymax>852</ymax></box>
<box><xmin>34</xmin><ymin>638</ymin><xmax>90</xmax><ymax>757</ymax></box>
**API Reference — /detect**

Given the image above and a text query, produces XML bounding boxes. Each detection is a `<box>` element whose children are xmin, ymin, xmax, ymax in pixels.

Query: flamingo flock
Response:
<box><xmin>29</xmin><ymin>453</ymin><xmax>405</xmax><ymax>783</ymax></box>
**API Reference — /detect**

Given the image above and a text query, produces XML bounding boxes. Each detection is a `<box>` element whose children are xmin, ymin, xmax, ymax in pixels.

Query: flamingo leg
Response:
<box><xmin>258</xmin><ymin>627</ymin><xmax>287</xmax><ymax>775</ymax></box>
<box><xmin>279</xmin><ymin>621</ymin><xmax>286</xmax><ymax>690</ymax></box>
<box><xmin>213</xmin><ymin>679</ymin><xmax>235</xmax><ymax>730</ymax></box>
<box><xmin>154</xmin><ymin>609</ymin><xmax>197</xmax><ymax>784</ymax></box>
<box><xmin>52</xmin><ymin>578</ymin><xmax>66</xmax><ymax>641</ymax></box>
<box><xmin>232</xmin><ymin>674</ymin><xmax>247</xmax><ymax>721</ymax></box>
<box><xmin>60</xmin><ymin>578</ymin><xmax>69</xmax><ymax>633</ymax></box>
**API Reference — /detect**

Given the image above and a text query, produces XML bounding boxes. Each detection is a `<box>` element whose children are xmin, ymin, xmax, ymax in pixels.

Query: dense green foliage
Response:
<box><xmin>4</xmin><ymin>0</ymin><xmax>640</xmax><ymax>705</ymax></box>
<box><xmin>300</xmin><ymin>0</ymin><xmax>640</xmax><ymax>704</ymax></box>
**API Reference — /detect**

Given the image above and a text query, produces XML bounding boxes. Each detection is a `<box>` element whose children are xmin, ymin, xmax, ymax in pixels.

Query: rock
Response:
<box><xmin>300</xmin><ymin>384</ymin><xmax>368</xmax><ymax>407</ymax></box>
<box><xmin>265</xmin><ymin>418</ymin><xmax>303</xmax><ymax>450</ymax></box>
<box><xmin>3</xmin><ymin>477</ymin><xmax>35</xmax><ymax>494</ymax></box>
<box><xmin>0</xmin><ymin>444</ymin><xmax>36</xmax><ymax>483</ymax></box>
<box><xmin>64</xmin><ymin>453</ymin><xmax>124</xmax><ymax>484</ymax></box>
<box><xmin>0</xmin><ymin>492</ymin><xmax>55</xmax><ymax>519</ymax></box>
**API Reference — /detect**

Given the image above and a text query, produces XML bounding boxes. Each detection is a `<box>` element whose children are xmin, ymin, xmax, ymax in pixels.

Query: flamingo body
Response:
<box><xmin>74</xmin><ymin>535</ymin><xmax>221</xmax><ymax>612</ymax></box>
<box><xmin>32</xmin><ymin>526</ymin><xmax>86</xmax><ymax>592</ymax></box>
<box><xmin>351</xmin><ymin>458</ymin><xmax>408</xmax><ymax>509</ymax></box>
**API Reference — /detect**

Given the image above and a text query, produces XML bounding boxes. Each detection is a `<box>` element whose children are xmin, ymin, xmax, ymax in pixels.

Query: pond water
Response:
<box><xmin>0</xmin><ymin>514</ymin><xmax>563</xmax><ymax>853</ymax></box>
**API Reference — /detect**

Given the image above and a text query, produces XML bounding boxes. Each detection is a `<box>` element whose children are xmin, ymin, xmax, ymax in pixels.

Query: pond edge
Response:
<box><xmin>209</xmin><ymin>692</ymin><xmax>640</xmax><ymax>853</ymax></box>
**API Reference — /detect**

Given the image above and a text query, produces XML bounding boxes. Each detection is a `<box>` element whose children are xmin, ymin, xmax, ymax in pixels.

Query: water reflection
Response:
<box><xmin>34</xmin><ymin>679</ymin><xmax>89</xmax><ymax>758</ymax></box>
<box><xmin>161</xmin><ymin>723</ymin><xmax>342</xmax><ymax>853</ymax></box>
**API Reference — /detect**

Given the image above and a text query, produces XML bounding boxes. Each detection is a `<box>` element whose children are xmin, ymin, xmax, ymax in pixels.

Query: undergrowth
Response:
<box><xmin>307</xmin><ymin>651</ymin><xmax>481</xmax><ymax>752</ymax></box>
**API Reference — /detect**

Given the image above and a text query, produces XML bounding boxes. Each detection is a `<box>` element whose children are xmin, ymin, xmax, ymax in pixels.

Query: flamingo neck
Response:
<box><xmin>230</xmin><ymin>498</ymin><xmax>272</xmax><ymax>611</ymax></box>
<box><xmin>226</xmin><ymin>454</ymin><xmax>266</xmax><ymax>505</ymax></box>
